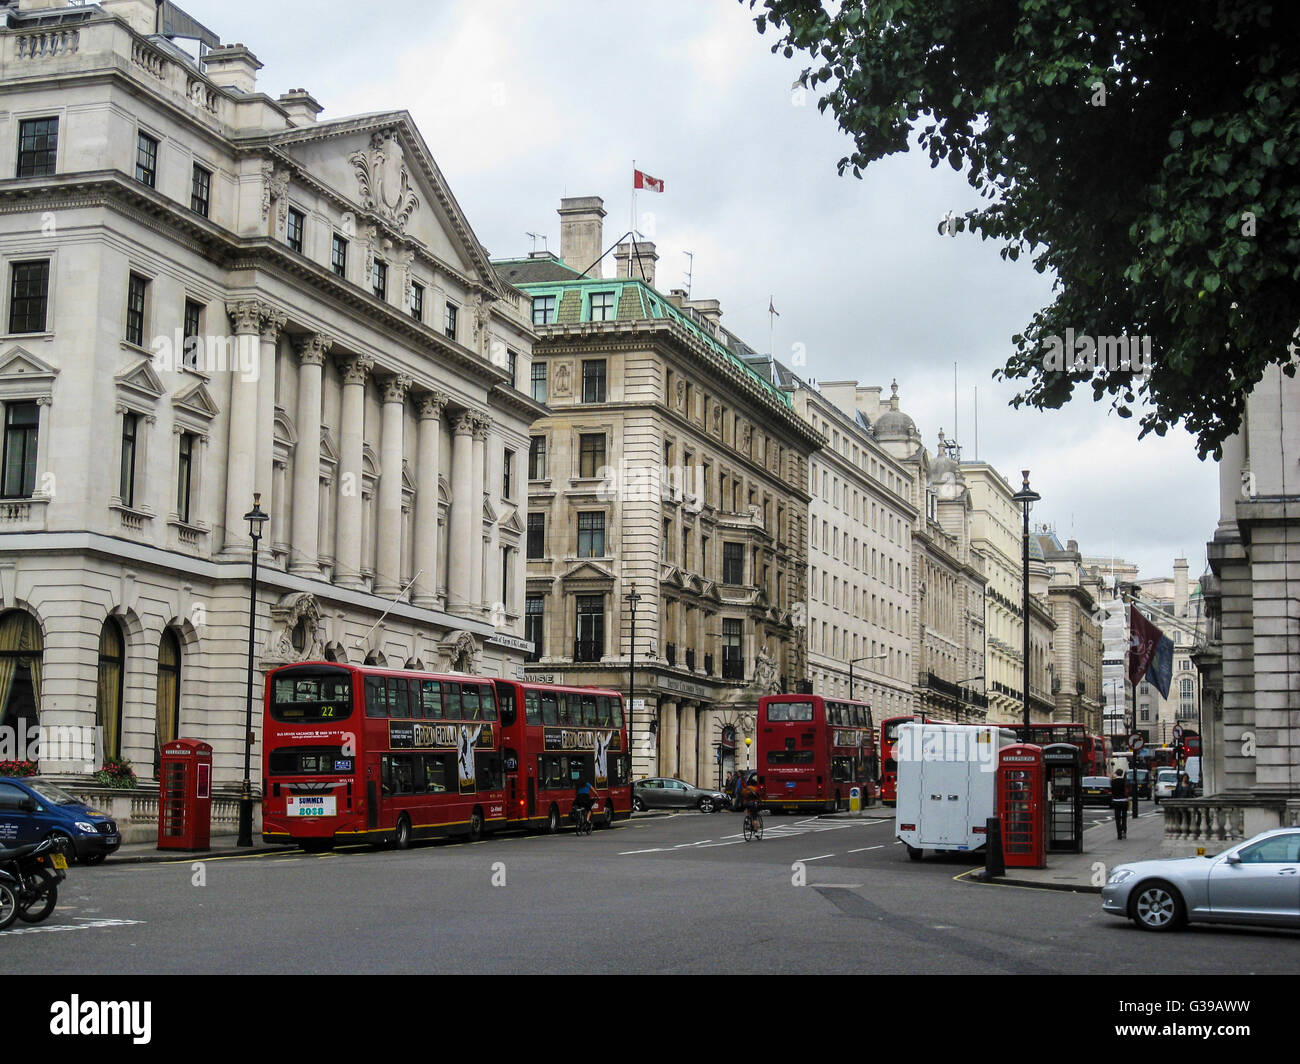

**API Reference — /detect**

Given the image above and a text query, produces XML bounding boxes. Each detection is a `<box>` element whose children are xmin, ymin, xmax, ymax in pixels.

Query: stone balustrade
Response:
<box><xmin>63</xmin><ymin>785</ymin><xmax>253</xmax><ymax>845</ymax></box>
<box><xmin>1162</xmin><ymin>796</ymin><xmax>1300</xmax><ymax>855</ymax></box>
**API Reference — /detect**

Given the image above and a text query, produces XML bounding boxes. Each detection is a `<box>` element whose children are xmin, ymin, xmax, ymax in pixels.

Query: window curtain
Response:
<box><xmin>0</xmin><ymin>610</ymin><xmax>41</xmax><ymax>731</ymax></box>
<box><xmin>96</xmin><ymin>620</ymin><xmax>124</xmax><ymax>760</ymax></box>
<box><xmin>154</xmin><ymin>630</ymin><xmax>181</xmax><ymax>778</ymax></box>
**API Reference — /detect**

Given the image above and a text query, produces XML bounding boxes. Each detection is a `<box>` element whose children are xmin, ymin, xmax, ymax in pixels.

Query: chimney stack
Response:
<box><xmin>683</xmin><ymin>297</ymin><xmax>722</xmax><ymax>335</ymax></box>
<box><xmin>1174</xmin><ymin>557</ymin><xmax>1189</xmax><ymax>617</ymax></box>
<box><xmin>99</xmin><ymin>0</ymin><xmax>159</xmax><ymax>34</ymax></box>
<box><xmin>204</xmin><ymin>44</ymin><xmax>263</xmax><ymax>95</ymax></box>
<box><xmin>558</xmin><ymin>196</ymin><xmax>606</xmax><ymax>277</ymax></box>
<box><xmin>614</xmin><ymin>241</ymin><xmax>658</xmax><ymax>288</ymax></box>
<box><xmin>279</xmin><ymin>89</ymin><xmax>323</xmax><ymax>127</ymax></box>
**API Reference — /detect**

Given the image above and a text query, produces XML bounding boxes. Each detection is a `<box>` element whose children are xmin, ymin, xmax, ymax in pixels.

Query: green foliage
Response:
<box><xmin>744</xmin><ymin>0</ymin><xmax>1300</xmax><ymax>458</ymax></box>
<box><xmin>94</xmin><ymin>755</ymin><xmax>137</xmax><ymax>790</ymax></box>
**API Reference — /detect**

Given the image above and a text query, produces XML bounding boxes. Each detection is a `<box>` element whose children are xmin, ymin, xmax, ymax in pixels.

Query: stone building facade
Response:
<box><xmin>496</xmin><ymin>198</ymin><xmax>821</xmax><ymax>788</ymax></box>
<box><xmin>0</xmin><ymin>0</ymin><xmax>540</xmax><ymax>789</ymax></box>
<box><xmin>1032</xmin><ymin>530</ymin><xmax>1105</xmax><ymax>734</ymax></box>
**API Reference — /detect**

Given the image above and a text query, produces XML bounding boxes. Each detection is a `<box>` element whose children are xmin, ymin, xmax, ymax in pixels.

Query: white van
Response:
<box><xmin>895</xmin><ymin>723</ymin><xmax>1019</xmax><ymax>860</ymax></box>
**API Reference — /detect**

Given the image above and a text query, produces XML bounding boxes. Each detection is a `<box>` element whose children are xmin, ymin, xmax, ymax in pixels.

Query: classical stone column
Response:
<box><xmin>471</xmin><ymin>414</ymin><xmax>490</xmax><ymax>615</ymax></box>
<box><xmin>290</xmin><ymin>334</ymin><xmax>331</xmax><ymax>576</ymax></box>
<box><xmin>412</xmin><ymin>391</ymin><xmax>448</xmax><ymax>608</ymax></box>
<box><xmin>255</xmin><ymin>307</ymin><xmax>287</xmax><ymax>530</ymax></box>
<box><xmin>222</xmin><ymin>300</ymin><xmax>263</xmax><ymax>557</ymax></box>
<box><xmin>446</xmin><ymin>411</ymin><xmax>477</xmax><ymax>614</ymax></box>
<box><xmin>335</xmin><ymin>354</ymin><xmax>374</xmax><ymax>589</ymax></box>
<box><xmin>375</xmin><ymin>374</ymin><xmax>412</xmax><ymax>597</ymax></box>
<box><xmin>658</xmin><ymin>698</ymin><xmax>678</xmax><ymax>779</ymax></box>
<box><xmin>485</xmin><ymin>423</ymin><xmax>503</xmax><ymax>617</ymax></box>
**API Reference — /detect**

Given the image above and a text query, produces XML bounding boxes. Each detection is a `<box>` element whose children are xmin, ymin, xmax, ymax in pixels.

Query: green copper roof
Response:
<box><xmin>498</xmin><ymin>264</ymin><xmax>793</xmax><ymax>409</ymax></box>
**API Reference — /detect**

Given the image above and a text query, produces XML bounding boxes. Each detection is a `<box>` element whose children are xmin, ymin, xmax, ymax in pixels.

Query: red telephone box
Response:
<box><xmin>158</xmin><ymin>739</ymin><xmax>213</xmax><ymax>851</ymax></box>
<box><xmin>997</xmin><ymin>744</ymin><xmax>1047</xmax><ymax>869</ymax></box>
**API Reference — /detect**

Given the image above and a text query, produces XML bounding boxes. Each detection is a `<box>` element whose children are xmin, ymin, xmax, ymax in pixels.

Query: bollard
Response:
<box><xmin>984</xmin><ymin>816</ymin><xmax>1005</xmax><ymax>879</ymax></box>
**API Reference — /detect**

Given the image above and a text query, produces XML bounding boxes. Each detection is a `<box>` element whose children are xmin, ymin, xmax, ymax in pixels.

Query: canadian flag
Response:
<box><xmin>634</xmin><ymin>169</ymin><xmax>665</xmax><ymax>193</ymax></box>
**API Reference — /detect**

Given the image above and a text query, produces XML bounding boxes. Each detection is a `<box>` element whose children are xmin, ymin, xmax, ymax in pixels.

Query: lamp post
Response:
<box><xmin>958</xmin><ymin>674</ymin><xmax>985</xmax><ymax>723</ymax></box>
<box><xmin>1011</xmin><ymin>470</ymin><xmax>1041</xmax><ymax>731</ymax></box>
<box><xmin>1122</xmin><ymin>581</ymin><xmax>1143</xmax><ymax>819</ymax></box>
<box><xmin>239</xmin><ymin>492</ymin><xmax>268</xmax><ymax>848</ymax></box>
<box><xmin>625</xmin><ymin>582</ymin><xmax>641</xmax><ymax>779</ymax></box>
<box><xmin>848</xmin><ymin>652</ymin><xmax>889</xmax><ymax>703</ymax></box>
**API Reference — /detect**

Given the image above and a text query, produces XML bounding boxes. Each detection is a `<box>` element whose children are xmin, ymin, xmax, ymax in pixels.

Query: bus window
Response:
<box><xmin>479</xmin><ymin>684</ymin><xmax>497</xmax><ymax>721</ymax></box>
<box><xmin>496</xmin><ymin>684</ymin><xmax>515</xmax><ymax>726</ymax></box>
<box><xmin>766</xmin><ymin>703</ymin><xmax>789</xmax><ymax>722</ymax></box>
<box><xmin>539</xmin><ymin>754</ymin><xmax>564</xmax><ymax>789</ymax></box>
<box><xmin>419</xmin><ymin>680</ymin><xmax>443</xmax><ymax>720</ymax></box>
<box><xmin>831</xmin><ymin>756</ymin><xmax>854</xmax><ymax>783</ymax></box>
<box><xmin>525</xmin><ymin>690</ymin><xmax>542</xmax><ymax>726</ymax></box>
<box><xmin>423</xmin><ymin>753</ymin><xmax>454</xmax><ymax>793</ymax></box>
<box><xmin>768</xmin><ymin>750</ymin><xmax>814</xmax><ymax>764</ymax></box>
<box><xmin>365</xmin><ymin>675</ymin><xmax>388</xmax><ymax>718</ymax></box>
<box><xmin>390</xmin><ymin>754</ymin><xmax>416</xmax><ymax>794</ymax></box>
<box><xmin>461</xmin><ymin>685</ymin><xmax>481</xmax><ymax>720</ymax></box>
<box><xmin>782</xmin><ymin>701</ymin><xmax>814</xmax><ymax>722</ymax></box>
<box><xmin>271</xmin><ymin>672</ymin><xmax>353</xmax><ymax>722</ymax></box>
<box><xmin>582</xmin><ymin>695</ymin><xmax>598</xmax><ymax>726</ymax></box>
<box><xmin>596</xmin><ymin>696</ymin><xmax>612</xmax><ymax>726</ymax></box>
<box><xmin>388</xmin><ymin>677</ymin><xmax>411</xmax><ymax>719</ymax></box>
<box><xmin>443</xmin><ymin>682</ymin><xmax>462</xmax><ymax>719</ymax></box>
<box><xmin>565</xmin><ymin>693</ymin><xmax>582</xmax><ymax>725</ymax></box>
<box><xmin>475</xmin><ymin>752</ymin><xmax>504</xmax><ymax>790</ymax></box>
<box><xmin>610</xmin><ymin>696</ymin><xmax>624</xmax><ymax>728</ymax></box>
<box><xmin>541</xmin><ymin>693</ymin><xmax>559</xmax><ymax>726</ymax></box>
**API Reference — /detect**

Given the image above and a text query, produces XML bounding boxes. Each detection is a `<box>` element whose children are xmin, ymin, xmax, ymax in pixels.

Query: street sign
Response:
<box><xmin>1128</xmin><ymin>733</ymin><xmax>1145</xmax><ymax>751</ymax></box>
<box><xmin>1172</xmin><ymin>725</ymin><xmax>1183</xmax><ymax>741</ymax></box>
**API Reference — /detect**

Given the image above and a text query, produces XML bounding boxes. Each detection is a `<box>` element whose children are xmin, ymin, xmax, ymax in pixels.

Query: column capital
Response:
<box><xmin>416</xmin><ymin>390</ymin><xmax>450</xmax><ymax>419</ymax></box>
<box><xmin>339</xmin><ymin>354</ymin><xmax>375</xmax><ymax>386</ymax></box>
<box><xmin>225</xmin><ymin>299</ymin><xmax>265</xmax><ymax>334</ymax></box>
<box><xmin>381</xmin><ymin>373</ymin><xmax>414</xmax><ymax>404</ymax></box>
<box><xmin>294</xmin><ymin>334</ymin><xmax>334</xmax><ymax>366</ymax></box>
<box><xmin>259</xmin><ymin>307</ymin><xmax>288</xmax><ymax>344</ymax></box>
<box><xmin>453</xmin><ymin>410</ymin><xmax>477</xmax><ymax>436</ymax></box>
<box><xmin>471</xmin><ymin>413</ymin><xmax>493</xmax><ymax>441</ymax></box>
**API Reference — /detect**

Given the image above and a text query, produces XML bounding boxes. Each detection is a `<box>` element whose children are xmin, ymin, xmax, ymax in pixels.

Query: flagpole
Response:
<box><xmin>769</xmin><ymin>295</ymin><xmax>775</xmax><ymax>357</ymax></box>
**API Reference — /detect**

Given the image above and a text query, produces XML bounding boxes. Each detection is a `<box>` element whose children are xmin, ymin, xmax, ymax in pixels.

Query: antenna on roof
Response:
<box><xmin>526</xmin><ymin>232</ymin><xmax>548</xmax><ymax>254</ymax></box>
<box><xmin>683</xmin><ymin>251</ymin><xmax>695</xmax><ymax>298</ymax></box>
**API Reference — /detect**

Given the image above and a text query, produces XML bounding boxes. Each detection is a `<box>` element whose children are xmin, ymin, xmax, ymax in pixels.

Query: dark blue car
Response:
<box><xmin>0</xmin><ymin>777</ymin><xmax>121</xmax><ymax>863</ymax></box>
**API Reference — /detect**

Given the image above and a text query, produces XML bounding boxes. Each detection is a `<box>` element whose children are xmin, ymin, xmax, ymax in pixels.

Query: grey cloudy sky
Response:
<box><xmin>184</xmin><ymin>0</ymin><xmax>1220</xmax><ymax>582</ymax></box>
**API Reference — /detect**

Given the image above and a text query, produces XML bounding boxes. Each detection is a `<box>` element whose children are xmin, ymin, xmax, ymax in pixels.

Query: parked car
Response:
<box><xmin>0</xmin><ymin>777</ymin><xmax>121</xmax><ymax>864</ymax></box>
<box><xmin>1153</xmin><ymin>767</ymin><xmax>1180</xmax><ymax>803</ymax></box>
<box><xmin>631</xmin><ymin>777</ymin><xmax>728</xmax><ymax>814</ymax></box>
<box><xmin>1081</xmin><ymin>776</ymin><xmax>1115</xmax><ymax>807</ymax></box>
<box><xmin>1127</xmin><ymin>768</ymin><xmax>1152</xmax><ymax>799</ymax></box>
<box><xmin>1102</xmin><ymin>827</ymin><xmax>1300</xmax><ymax>932</ymax></box>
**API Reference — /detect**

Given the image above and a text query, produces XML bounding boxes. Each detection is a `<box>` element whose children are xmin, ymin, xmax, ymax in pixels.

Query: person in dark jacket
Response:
<box><xmin>1111</xmin><ymin>769</ymin><xmax>1129</xmax><ymax>839</ymax></box>
<box><xmin>1172</xmin><ymin>773</ymin><xmax>1192</xmax><ymax>799</ymax></box>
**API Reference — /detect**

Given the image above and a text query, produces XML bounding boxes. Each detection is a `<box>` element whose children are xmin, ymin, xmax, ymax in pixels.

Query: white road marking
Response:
<box><xmin>799</xmin><ymin>854</ymin><xmax>835</xmax><ymax>862</ymax></box>
<box><xmin>1</xmin><ymin>918</ymin><xmax>145</xmax><ymax>936</ymax></box>
<box><xmin>847</xmin><ymin>845</ymin><xmax>884</xmax><ymax>853</ymax></box>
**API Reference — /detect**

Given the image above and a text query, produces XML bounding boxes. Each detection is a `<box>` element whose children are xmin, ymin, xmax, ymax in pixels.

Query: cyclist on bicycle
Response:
<box><xmin>574</xmin><ymin>778</ymin><xmax>601</xmax><ymax>828</ymax></box>
<box><xmin>741</xmin><ymin>774</ymin><xmax>763</xmax><ymax>830</ymax></box>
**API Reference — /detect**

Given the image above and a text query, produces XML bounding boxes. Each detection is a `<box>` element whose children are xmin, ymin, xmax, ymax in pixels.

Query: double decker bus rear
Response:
<box><xmin>493</xmin><ymin>680</ymin><xmax>631</xmax><ymax>831</ymax></box>
<box><xmin>757</xmin><ymin>694</ymin><xmax>875</xmax><ymax>813</ymax></box>
<box><xmin>880</xmin><ymin>713</ymin><xmax>954</xmax><ymax>804</ymax></box>
<box><xmin>263</xmin><ymin>663</ymin><xmax>507</xmax><ymax>849</ymax></box>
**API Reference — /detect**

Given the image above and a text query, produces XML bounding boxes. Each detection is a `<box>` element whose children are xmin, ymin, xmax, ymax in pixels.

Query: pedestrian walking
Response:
<box><xmin>1111</xmin><ymin>768</ymin><xmax>1129</xmax><ymax>839</ymax></box>
<box><xmin>1172</xmin><ymin>772</ymin><xmax>1191</xmax><ymax>799</ymax></box>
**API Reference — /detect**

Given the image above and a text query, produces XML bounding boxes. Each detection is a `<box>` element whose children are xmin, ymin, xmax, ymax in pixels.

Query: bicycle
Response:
<box><xmin>569</xmin><ymin>803</ymin><xmax>595</xmax><ymax>836</ymax></box>
<box><xmin>742</xmin><ymin>809</ymin><xmax>764</xmax><ymax>842</ymax></box>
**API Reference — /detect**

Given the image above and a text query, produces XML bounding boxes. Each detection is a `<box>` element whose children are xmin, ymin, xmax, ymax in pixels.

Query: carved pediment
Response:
<box><xmin>0</xmin><ymin>346</ymin><xmax>58</xmax><ymax>385</ymax></box>
<box><xmin>499</xmin><ymin>509</ymin><xmax>525</xmax><ymax>536</ymax></box>
<box><xmin>561</xmin><ymin>560</ymin><xmax>615</xmax><ymax>585</ymax></box>
<box><xmin>115</xmin><ymin>358</ymin><xmax>166</xmax><ymax>404</ymax></box>
<box><xmin>172</xmin><ymin>381</ymin><xmax>220</xmax><ymax>422</ymax></box>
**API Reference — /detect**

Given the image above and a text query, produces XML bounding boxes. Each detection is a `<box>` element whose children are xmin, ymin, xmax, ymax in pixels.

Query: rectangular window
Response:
<box><xmin>723</xmin><ymin>542</ymin><xmax>745</xmax><ymax>585</ymax></box>
<box><xmin>531</xmin><ymin>295</ymin><xmax>557</xmax><ymax>326</ymax></box>
<box><xmin>722</xmin><ymin>618</ymin><xmax>744</xmax><ymax>680</ymax></box>
<box><xmin>372</xmin><ymin>260</ymin><xmax>388</xmax><ymax>301</ymax></box>
<box><xmin>183</xmin><ymin>299</ymin><xmax>203</xmax><ymax>370</ymax></box>
<box><xmin>577</xmin><ymin>511</ymin><xmax>605</xmax><ymax>558</ymax></box>
<box><xmin>177</xmin><ymin>431</ymin><xmax>195</xmax><ymax>523</ymax></box>
<box><xmin>528</xmin><ymin>435</ymin><xmax>546</xmax><ymax>480</ymax></box>
<box><xmin>527</xmin><ymin>513</ymin><xmax>545</xmax><ymax>559</ymax></box>
<box><xmin>1</xmin><ymin>402</ymin><xmax>38</xmax><ymax>500</ymax></box>
<box><xmin>531</xmin><ymin>361</ymin><xmax>547</xmax><ymax>403</ymax></box>
<box><xmin>575</xmin><ymin>595</ymin><xmax>605</xmax><ymax>662</ymax></box>
<box><xmin>125</xmin><ymin>273</ymin><xmax>148</xmax><ymax>347</ymax></box>
<box><xmin>190</xmin><ymin>163</ymin><xmax>211</xmax><ymax>217</ymax></box>
<box><xmin>8</xmin><ymin>261</ymin><xmax>49</xmax><ymax>334</ymax></box>
<box><xmin>503</xmin><ymin>448</ymin><xmax>514</xmax><ymax>500</ymax></box>
<box><xmin>582</xmin><ymin>359</ymin><xmax>606</xmax><ymax>403</ymax></box>
<box><xmin>17</xmin><ymin>117</ymin><xmax>58</xmax><ymax>178</ymax></box>
<box><xmin>411</xmin><ymin>281</ymin><xmax>425</xmax><ymax>322</ymax></box>
<box><xmin>506</xmin><ymin>350</ymin><xmax>517</xmax><ymax>388</ymax></box>
<box><xmin>444</xmin><ymin>303</ymin><xmax>458</xmax><ymax>340</ymax></box>
<box><xmin>119</xmin><ymin>412</ymin><xmax>138</xmax><ymax>508</ymax></box>
<box><xmin>589</xmin><ymin>291</ymin><xmax>615</xmax><ymax>322</ymax></box>
<box><xmin>578</xmin><ymin>433</ymin><xmax>605</xmax><ymax>478</ymax></box>
<box><xmin>525</xmin><ymin>596</ymin><xmax>544</xmax><ymax>662</ymax></box>
<box><xmin>286</xmin><ymin>208</ymin><xmax>305</xmax><ymax>254</ymax></box>
<box><xmin>331</xmin><ymin>234</ymin><xmax>348</xmax><ymax>278</ymax></box>
<box><xmin>135</xmin><ymin>132</ymin><xmax>159</xmax><ymax>187</ymax></box>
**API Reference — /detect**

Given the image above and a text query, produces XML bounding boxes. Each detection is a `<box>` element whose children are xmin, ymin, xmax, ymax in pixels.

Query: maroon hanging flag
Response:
<box><xmin>1127</xmin><ymin>605</ymin><xmax>1163</xmax><ymax>687</ymax></box>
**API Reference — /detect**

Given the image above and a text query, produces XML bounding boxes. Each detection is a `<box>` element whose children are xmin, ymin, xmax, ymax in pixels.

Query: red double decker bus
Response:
<box><xmin>262</xmin><ymin>662</ymin><xmax>507</xmax><ymax>849</ymax></box>
<box><xmin>1016</xmin><ymin>723</ymin><xmax>1110</xmax><ymax>777</ymax></box>
<box><xmin>492</xmin><ymin>679</ymin><xmax>631</xmax><ymax>832</ymax></box>
<box><xmin>879</xmin><ymin>714</ymin><xmax>954</xmax><ymax>804</ymax></box>
<box><xmin>756</xmin><ymin>694</ymin><xmax>876</xmax><ymax>813</ymax></box>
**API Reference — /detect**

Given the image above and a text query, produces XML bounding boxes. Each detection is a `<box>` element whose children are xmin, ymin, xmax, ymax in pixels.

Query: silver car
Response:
<box><xmin>1102</xmin><ymin>827</ymin><xmax>1300</xmax><ymax>932</ymax></box>
<box><xmin>631</xmin><ymin>777</ymin><xmax>728</xmax><ymax>814</ymax></box>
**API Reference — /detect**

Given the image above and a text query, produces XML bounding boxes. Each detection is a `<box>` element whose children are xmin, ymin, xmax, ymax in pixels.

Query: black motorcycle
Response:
<box><xmin>0</xmin><ymin>836</ymin><xmax>68</xmax><ymax>930</ymax></box>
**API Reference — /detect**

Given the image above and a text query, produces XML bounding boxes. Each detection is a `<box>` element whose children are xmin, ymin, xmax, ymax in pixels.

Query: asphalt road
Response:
<box><xmin>4</xmin><ymin>810</ymin><xmax>1298</xmax><ymax>975</ymax></box>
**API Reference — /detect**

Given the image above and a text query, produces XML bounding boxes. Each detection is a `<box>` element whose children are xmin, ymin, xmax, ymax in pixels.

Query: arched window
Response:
<box><xmin>154</xmin><ymin>629</ymin><xmax>182</xmax><ymax>776</ymax></box>
<box><xmin>0</xmin><ymin>609</ymin><xmax>42</xmax><ymax>744</ymax></box>
<box><xmin>97</xmin><ymin>619</ymin><xmax>126</xmax><ymax>760</ymax></box>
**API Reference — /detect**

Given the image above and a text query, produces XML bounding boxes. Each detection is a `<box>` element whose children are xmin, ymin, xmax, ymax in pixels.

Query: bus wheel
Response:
<box><xmin>546</xmin><ymin>805</ymin><xmax>561</xmax><ymax>834</ymax></box>
<box><xmin>602</xmin><ymin>803</ymin><xmax>615</xmax><ymax>829</ymax></box>
<box><xmin>906</xmin><ymin>845</ymin><xmax>922</xmax><ymax>861</ymax></box>
<box><xmin>468</xmin><ymin>808</ymin><xmax>484</xmax><ymax>843</ymax></box>
<box><xmin>394</xmin><ymin>816</ymin><xmax>412</xmax><ymax>850</ymax></box>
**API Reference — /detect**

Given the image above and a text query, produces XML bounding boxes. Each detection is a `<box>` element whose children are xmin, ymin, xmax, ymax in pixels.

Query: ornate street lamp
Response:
<box><xmin>1011</xmin><ymin>470</ymin><xmax>1041</xmax><ymax>731</ymax></box>
<box><xmin>625</xmin><ymin>582</ymin><xmax>641</xmax><ymax>778</ymax></box>
<box><xmin>849</xmin><ymin>652</ymin><xmax>889</xmax><ymax>704</ymax></box>
<box><xmin>238</xmin><ymin>493</ymin><xmax>268</xmax><ymax>848</ymax></box>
